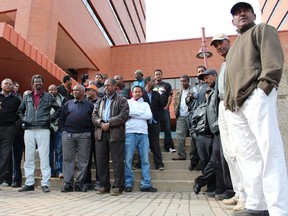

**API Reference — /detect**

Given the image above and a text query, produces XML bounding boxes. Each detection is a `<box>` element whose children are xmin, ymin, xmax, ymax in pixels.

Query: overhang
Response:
<box><xmin>0</xmin><ymin>22</ymin><xmax>78</xmax><ymax>93</ymax></box>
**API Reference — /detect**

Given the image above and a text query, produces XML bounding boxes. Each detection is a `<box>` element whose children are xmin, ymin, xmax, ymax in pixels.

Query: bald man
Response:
<box><xmin>0</xmin><ymin>78</ymin><xmax>21</xmax><ymax>186</ymax></box>
<box><xmin>59</xmin><ymin>84</ymin><xmax>94</xmax><ymax>192</ymax></box>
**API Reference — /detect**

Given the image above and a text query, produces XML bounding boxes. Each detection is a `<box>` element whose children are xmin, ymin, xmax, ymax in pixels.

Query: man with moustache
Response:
<box><xmin>18</xmin><ymin>75</ymin><xmax>61</xmax><ymax>193</ymax></box>
<box><xmin>92</xmin><ymin>79</ymin><xmax>129</xmax><ymax>196</ymax></box>
<box><xmin>225</xmin><ymin>2</ymin><xmax>288</xmax><ymax>215</ymax></box>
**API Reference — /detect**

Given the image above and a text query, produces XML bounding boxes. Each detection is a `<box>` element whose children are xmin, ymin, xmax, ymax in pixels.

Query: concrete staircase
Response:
<box><xmin>23</xmin><ymin>136</ymin><xmax>201</xmax><ymax>192</ymax></box>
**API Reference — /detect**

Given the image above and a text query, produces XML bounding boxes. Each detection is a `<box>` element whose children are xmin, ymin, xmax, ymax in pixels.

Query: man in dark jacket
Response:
<box><xmin>143</xmin><ymin>76</ymin><xmax>164</xmax><ymax>170</ymax></box>
<box><xmin>57</xmin><ymin>75</ymin><xmax>74</xmax><ymax>100</ymax></box>
<box><xmin>18</xmin><ymin>74</ymin><xmax>61</xmax><ymax>193</ymax></box>
<box><xmin>193</xmin><ymin>70</ymin><xmax>234</xmax><ymax>200</ymax></box>
<box><xmin>92</xmin><ymin>78</ymin><xmax>129</xmax><ymax>196</ymax></box>
<box><xmin>0</xmin><ymin>78</ymin><xmax>21</xmax><ymax>186</ymax></box>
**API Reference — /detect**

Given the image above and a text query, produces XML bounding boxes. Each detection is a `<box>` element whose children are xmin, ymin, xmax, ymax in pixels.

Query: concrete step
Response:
<box><xmin>30</xmin><ymin>158</ymin><xmax>191</xmax><ymax>170</ymax></box>
<box><xmin>29</xmin><ymin>177</ymin><xmax>197</xmax><ymax>192</ymax></box>
<box><xmin>24</xmin><ymin>168</ymin><xmax>201</xmax><ymax>181</ymax></box>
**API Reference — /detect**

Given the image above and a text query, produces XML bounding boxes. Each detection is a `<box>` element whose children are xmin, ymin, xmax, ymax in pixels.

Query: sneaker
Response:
<box><xmin>158</xmin><ymin>166</ymin><xmax>164</xmax><ymax>171</ymax></box>
<box><xmin>140</xmin><ymin>186</ymin><xmax>157</xmax><ymax>192</ymax></box>
<box><xmin>223</xmin><ymin>195</ymin><xmax>239</xmax><ymax>205</ymax></box>
<box><xmin>169</xmin><ymin>148</ymin><xmax>176</xmax><ymax>153</ymax></box>
<box><xmin>58</xmin><ymin>173</ymin><xmax>64</xmax><ymax>179</ymax></box>
<box><xmin>233</xmin><ymin>199</ymin><xmax>246</xmax><ymax>211</ymax></box>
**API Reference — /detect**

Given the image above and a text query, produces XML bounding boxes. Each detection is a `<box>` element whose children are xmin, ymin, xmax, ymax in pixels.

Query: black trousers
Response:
<box><xmin>85</xmin><ymin>134</ymin><xmax>99</xmax><ymax>184</ymax></box>
<box><xmin>148</xmin><ymin>122</ymin><xmax>164</xmax><ymax>169</ymax></box>
<box><xmin>95</xmin><ymin>131</ymin><xmax>125</xmax><ymax>191</ymax></box>
<box><xmin>0</xmin><ymin>125</ymin><xmax>16</xmax><ymax>184</ymax></box>
<box><xmin>195</xmin><ymin>134</ymin><xmax>234</xmax><ymax>195</ymax></box>
<box><xmin>12</xmin><ymin>123</ymin><xmax>24</xmax><ymax>184</ymax></box>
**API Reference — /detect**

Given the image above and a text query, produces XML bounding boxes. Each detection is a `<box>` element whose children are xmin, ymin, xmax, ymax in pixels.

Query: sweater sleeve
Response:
<box><xmin>256</xmin><ymin>24</ymin><xmax>284</xmax><ymax>95</ymax></box>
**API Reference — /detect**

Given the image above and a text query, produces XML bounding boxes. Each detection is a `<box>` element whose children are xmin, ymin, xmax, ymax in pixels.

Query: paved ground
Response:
<box><xmin>0</xmin><ymin>186</ymin><xmax>234</xmax><ymax>216</ymax></box>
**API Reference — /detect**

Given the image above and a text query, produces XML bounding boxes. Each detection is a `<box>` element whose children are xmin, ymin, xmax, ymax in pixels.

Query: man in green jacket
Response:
<box><xmin>225</xmin><ymin>2</ymin><xmax>288</xmax><ymax>216</ymax></box>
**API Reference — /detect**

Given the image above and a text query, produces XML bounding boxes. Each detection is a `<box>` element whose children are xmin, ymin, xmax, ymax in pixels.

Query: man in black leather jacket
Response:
<box><xmin>18</xmin><ymin>74</ymin><xmax>61</xmax><ymax>193</ymax></box>
<box><xmin>193</xmin><ymin>70</ymin><xmax>234</xmax><ymax>200</ymax></box>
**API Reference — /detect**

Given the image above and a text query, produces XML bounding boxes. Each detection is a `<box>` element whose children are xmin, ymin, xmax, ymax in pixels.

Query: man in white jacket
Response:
<box><xmin>124</xmin><ymin>85</ymin><xmax>157</xmax><ymax>193</ymax></box>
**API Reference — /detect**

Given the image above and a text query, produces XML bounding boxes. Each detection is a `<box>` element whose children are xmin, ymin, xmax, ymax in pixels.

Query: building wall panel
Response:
<box><xmin>58</xmin><ymin>0</ymin><xmax>111</xmax><ymax>75</ymax></box>
<box><xmin>268</xmin><ymin>1</ymin><xmax>288</xmax><ymax>29</ymax></box>
<box><xmin>261</xmin><ymin>0</ymin><xmax>278</xmax><ymax>23</ymax></box>
<box><xmin>90</xmin><ymin>0</ymin><xmax>127</xmax><ymax>45</ymax></box>
<box><xmin>111</xmin><ymin>0</ymin><xmax>139</xmax><ymax>43</ymax></box>
<box><xmin>125</xmin><ymin>0</ymin><xmax>145</xmax><ymax>42</ymax></box>
<box><xmin>134</xmin><ymin>0</ymin><xmax>146</xmax><ymax>36</ymax></box>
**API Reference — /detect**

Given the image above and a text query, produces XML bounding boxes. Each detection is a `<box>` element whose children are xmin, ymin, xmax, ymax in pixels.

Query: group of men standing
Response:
<box><xmin>0</xmin><ymin>1</ymin><xmax>287</xmax><ymax>215</ymax></box>
<box><xmin>170</xmin><ymin>2</ymin><xmax>288</xmax><ymax>216</ymax></box>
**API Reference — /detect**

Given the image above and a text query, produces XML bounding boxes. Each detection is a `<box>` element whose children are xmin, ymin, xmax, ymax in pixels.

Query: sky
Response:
<box><xmin>145</xmin><ymin>0</ymin><xmax>262</xmax><ymax>42</ymax></box>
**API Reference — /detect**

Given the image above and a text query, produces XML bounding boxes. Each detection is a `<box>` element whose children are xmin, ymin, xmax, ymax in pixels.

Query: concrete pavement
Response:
<box><xmin>0</xmin><ymin>186</ymin><xmax>235</xmax><ymax>216</ymax></box>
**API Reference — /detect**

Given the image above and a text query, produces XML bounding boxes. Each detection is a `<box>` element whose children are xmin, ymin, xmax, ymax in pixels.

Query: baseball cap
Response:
<box><xmin>198</xmin><ymin>69</ymin><xmax>217</xmax><ymax>80</ymax></box>
<box><xmin>86</xmin><ymin>85</ymin><xmax>98</xmax><ymax>92</ymax></box>
<box><xmin>230</xmin><ymin>2</ymin><xmax>254</xmax><ymax>15</ymax></box>
<box><xmin>210</xmin><ymin>33</ymin><xmax>229</xmax><ymax>46</ymax></box>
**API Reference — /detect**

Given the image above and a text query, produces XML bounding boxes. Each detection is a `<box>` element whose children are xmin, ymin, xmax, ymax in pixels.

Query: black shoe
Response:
<box><xmin>61</xmin><ymin>184</ymin><xmax>74</xmax><ymax>192</ymax></box>
<box><xmin>18</xmin><ymin>185</ymin><xmax>34</xmax><ymax>192</ymax></box>
<box><xmin>205</xmin><ymin>191</ymin><xmax>216</xmax><ymax>197</ymax></box>
<box><xmin>11</xmin><ymin>182</ymin><xmax>22</xmax><ymax>188</ymax></box>
<box><xmin>75</xmin><ymin>184</ymin><xmax>87</xmax><ymax>192</ymax></box>
<box><xmin>94</xmin><ymin>181</ymin><xmax>100</xmax><ymax>191</ymax></box>
<box><xmin>188</xmin><ymin>164</ymin><xmax>196</xmax><ymax>171</ymax></box>
<box><xmin>124</xmin><ymin>187</ymin><xmax>132</xmax><ymax>192</ymax></box>
<box><xmin>232</xmin><ymin>209</ymin><xmax>269</xmax><ymax>216</ymax></box>
<box><xmin>134</xmin><ymin>163</ymin><xmax>141</xmax><ymax>169</ymax></box>
<box><xmin>140</xmin><ymin>186</ymin><xmax>157</xmax><ymax>192</ymax></box>
<box><xmin>215</xmin><ymin>193</ymin><xmax>231</xmax><ymax>201</ymax></box>
<box><xmin>193</xmin><ymin>184</ymin><xmax>201</xmax><ymax>194</ymax></box>
<box><xmin>42</xmin><ymin>186</ymin><xmax>50</xmax><ymax>193</ymax></box>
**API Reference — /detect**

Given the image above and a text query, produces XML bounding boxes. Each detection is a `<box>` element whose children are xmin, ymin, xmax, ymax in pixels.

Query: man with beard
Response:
<box><xmin>18</xmin><ymin>75</ymin><xmax>61</xmax><ymax>193</ymax></box>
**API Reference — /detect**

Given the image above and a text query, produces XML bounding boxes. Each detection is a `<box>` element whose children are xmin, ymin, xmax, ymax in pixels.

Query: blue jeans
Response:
<box><xmin>125</xmin><ymin>133</ymin><xmax>152</xmax><ymax>189</ymax></box>
<box><xmin>49</xmin><ymin>130</ymin><xmax>63</xmax><ymax>176</ymax></box>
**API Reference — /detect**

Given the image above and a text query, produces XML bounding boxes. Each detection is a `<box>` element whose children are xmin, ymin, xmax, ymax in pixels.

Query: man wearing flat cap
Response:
<box><xmin>225</xmin><ymin>2</ymin><xmax>288</xmax><ymax>215</ymax></box>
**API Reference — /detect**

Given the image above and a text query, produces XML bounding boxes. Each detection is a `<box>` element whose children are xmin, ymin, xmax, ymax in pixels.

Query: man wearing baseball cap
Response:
<box><xmin>211</xmin><ymin>33</ymin><xmax>246</xmax><ymax>211</ymax></box>
<box><xmin>225</xmin><ymin>2</ymin><xmax>288</xmax><ymax>215</ymax></box>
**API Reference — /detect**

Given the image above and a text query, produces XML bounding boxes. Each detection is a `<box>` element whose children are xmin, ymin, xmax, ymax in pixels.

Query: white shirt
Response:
<box><xmin>179</xmin><ymin>89</ymin><xmax>189</xmax><ymax>117</ymax></box>
<box><xmin>125</xmin><ymin>97</ymin><xmax>152</xmax><ymax>134</ymax></box>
